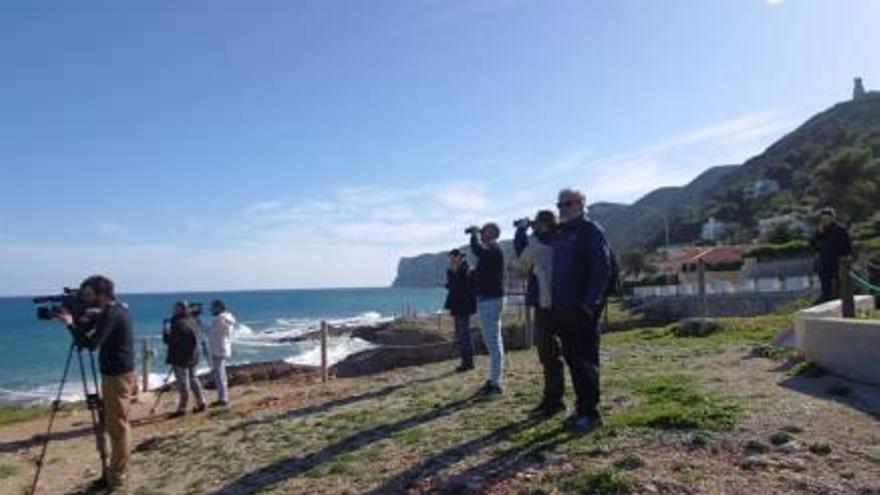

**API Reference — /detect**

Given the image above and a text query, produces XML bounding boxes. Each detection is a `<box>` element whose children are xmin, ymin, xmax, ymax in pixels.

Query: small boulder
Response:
<box><xmin>674</xmin><ymin>318</ymin><xmax>723</xmax><ymax>338</ymax></box>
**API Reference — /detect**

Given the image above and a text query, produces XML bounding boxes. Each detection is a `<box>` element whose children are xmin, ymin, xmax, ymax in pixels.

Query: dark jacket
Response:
<box><xmin>82</xmin><ymin>302</ymin><xmax>135</xmax><ymax>376</ymax></box>
<box><xmin>470</xmin><ymin>235</ymin><xmax>505</xmax><ymax>299</ymax></box>
<box><xmin>551</xmin><ymin>216</ymin><xmax>612</xmax><ymax>313</ymax></box>
<box><xmin>164</xmin><ymin>315</ymin><xmax>201</xmax><ymax>367</ymax></box>
<box><xmin>810</xmin><ymin>223</ymin><xmax>853</xmax><ymax>277</ymax></box>
<box><xmin>444</xmin><ymin>262</ymin><xmax>477</xmax><ymax>316</ymax></box>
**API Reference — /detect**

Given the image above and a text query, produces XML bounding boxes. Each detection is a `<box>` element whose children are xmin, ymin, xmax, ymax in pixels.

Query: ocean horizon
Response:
<box><xmin>0</xmin><ymin>286</ymin><xmax>446</xmax><ymax>405</ymax></box>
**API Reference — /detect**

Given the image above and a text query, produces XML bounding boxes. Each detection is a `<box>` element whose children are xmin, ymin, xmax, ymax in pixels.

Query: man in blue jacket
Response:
<box><xmin>552</xmin><ymin>188</ymin><xmax>612</xmax><ymax>433</ymax></box>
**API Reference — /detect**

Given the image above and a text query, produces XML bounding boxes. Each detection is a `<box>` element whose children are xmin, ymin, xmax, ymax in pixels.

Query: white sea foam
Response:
<box><xmin>284</xmin><ymin>336</ymin><xmax>377</xmax><ymax>367</ymax></box>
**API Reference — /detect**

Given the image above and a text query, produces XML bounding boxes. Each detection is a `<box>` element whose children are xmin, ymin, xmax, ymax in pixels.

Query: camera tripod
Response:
<box><xmin>29</xmin><ymin>342</ymin><xmax>109</xmax><ymax>495</ymax></box>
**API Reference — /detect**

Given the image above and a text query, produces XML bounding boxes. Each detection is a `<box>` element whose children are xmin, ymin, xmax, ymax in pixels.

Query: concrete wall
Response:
<box><xmin>793</xmin><ymin>296</ymin><xmax>875</xmax><ymax>348</ymax></box>
<box><xmin>800</xmin><ymin>317</ymin><xmax>880</xmax><ymax>386</ymax></box>
<box><xmin>630</xmin><ymin>291</ymin><xmax>814</xmax><ymax>320</ymax></box>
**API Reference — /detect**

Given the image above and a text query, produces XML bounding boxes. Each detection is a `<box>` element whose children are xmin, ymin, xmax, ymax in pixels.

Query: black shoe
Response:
<box><xmin>193</xmin><ymin>404</ymin><xmax>207</xmax><ymax>414</ymax></box>
<box><xmin>455</xmin><ymin>364</ymin><xmax>474</xmax><ymax>373</ymax></box>
<box><xmin>565</xmin><ymin>414</ymin><xmax>603</xmax><ymax>434</ymax></box>
<box><xmin>480</xmin><ymin>380</ymin><xmax>503</xmax><ymax>396</ymax></box>
<box><xmin>530</xmin><ymin>401</ymin><xmax>565</xmax><ymax>418</ymax></box>
<box><xmin>209</xmin><ymin>400</ymin><xmax>229</xmax><ymax>408</ymax></box>
<box><xmin>168</xmin><ymin>410</ymin><xmax>186</xmax><ymax>419</ymax></box>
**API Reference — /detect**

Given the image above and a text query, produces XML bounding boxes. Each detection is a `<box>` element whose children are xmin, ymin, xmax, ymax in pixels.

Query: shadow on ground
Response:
<box><xmin>205</xmin><ymin>392</ymin><xmax>484</xmax><ymax>495</ymax></box>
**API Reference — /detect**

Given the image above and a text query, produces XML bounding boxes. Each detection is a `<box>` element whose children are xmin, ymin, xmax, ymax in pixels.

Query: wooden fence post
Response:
<box><xmin>320</xmin><ymin>321</ymin><xmax>329</xmax><ymax>383</ymax></box>
<box><xmin>141</xmin><ymin>338</ymin><xmax>151</xmax><ymax>393</ymax></box>
<box><xmin>839</xmin><ymin>256</ymin><xmax>855</xmax><ymax>318</ymax></box>
<box><xmin>697</xmin><ymin>258</ymin><xmax>708</xmax><ymax>317</ymax></box>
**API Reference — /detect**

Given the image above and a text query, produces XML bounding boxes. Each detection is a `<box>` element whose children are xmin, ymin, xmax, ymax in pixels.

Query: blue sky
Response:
<box><xmin>1</xmin><ymin>0</ymin><xmax>879</xmax><ymax>294</ymax></box>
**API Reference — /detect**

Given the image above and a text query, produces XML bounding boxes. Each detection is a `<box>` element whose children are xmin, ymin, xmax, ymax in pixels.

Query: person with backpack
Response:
<box><xmin>551</xmin><ymin>188</ymin><xmax>613</xmax><ymax>433</ymax></box>
<box><xmin>514</xmin><ymin>210</ymin><xmax>565</xmax><ymax>418</ymax></box>
<box><xmin>444</xmin><ymin>249</ymin><xmax>477</xmax><ymax>372</ymax></box>
<box><xmin>163</xmin><ymin>300</ymin><xmax>207</xmax><ymax>418</ymax></box>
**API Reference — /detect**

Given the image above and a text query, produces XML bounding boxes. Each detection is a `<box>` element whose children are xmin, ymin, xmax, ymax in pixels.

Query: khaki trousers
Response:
<box><xmin>101</xmin><ymin>371</ymin><xmax>136</xmax><ymax>483</ymax></box>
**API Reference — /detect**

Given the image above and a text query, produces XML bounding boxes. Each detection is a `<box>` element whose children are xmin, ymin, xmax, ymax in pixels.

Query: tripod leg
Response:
<box><xmin>29</xmin><ymin>343</ymin><xmax>75</xmax><ymax>495</ymax></box>
<box><xmin>78</xmin><ymin>350</ymin><xmax>109</xmax><ymax>481</ymax></box>
<box><xmin>149</xmin><ymin>367</ymin><xmax>174</xmax><ymax>416</ymax></box>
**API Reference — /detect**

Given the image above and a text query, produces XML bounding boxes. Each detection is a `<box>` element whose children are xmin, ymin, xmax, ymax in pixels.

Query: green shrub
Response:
<box><xmin>611</xmin><ymin>375</ymin><xmax>739</xmax><ymax>431</ymax></box>
<box><xmin>743</xmin><ymin>240</ymin><xmax>810</xmax><ymax>260</ymax></box>
<box><xmin>770</xmin><ymin>432</ymin><xmax>794</xmax><ymax>446</ymax></box>
<box><xmin>558</xmin><ymin>469</ymin><xmax>635</xmax><ymax>495</ymax></box>
<box><xmin>745</xmin><ymin>439</ymin><xmax>770</xmax><ymax>454</ymax></box>
<box><xmin>810</xmin><ymin>443</ymin><xmax>832</xmax><ymax>456</ymax></box>
<box><xmin>613</xmin><ymin>453</ymin><xmax>645</xmax><ymax>471</ymax></box>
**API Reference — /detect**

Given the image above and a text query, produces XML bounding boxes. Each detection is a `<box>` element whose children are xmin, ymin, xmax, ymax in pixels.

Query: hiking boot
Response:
<box><xmin>565</xmin><ymin>414</ymin><xmax>603</xmax><ymax>434</ymax></box>
<box><xmin>455</xmin><ymin>363</ymin><xmax>475</xmax><ymax>373</ymax></box>
<box><xmin>530</xmin><ymin>401</ymin><xmax>566</xmax><ymax>418</ymax></box>
<box><xmin>193</xmin><ymin>404</ymin><xmax>207</xmax><ymax>414</ymax></box>
<box><xmin>480</xmin><ymin>380</ymin><xmax>503</xmax><ymax>396</ymax></box>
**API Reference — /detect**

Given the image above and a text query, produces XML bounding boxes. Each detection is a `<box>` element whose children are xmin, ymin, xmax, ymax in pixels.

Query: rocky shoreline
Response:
<box><xmin>196</xmin><ymin>316</ymin><xmax>530</xmax><ymax>388</ymax></box>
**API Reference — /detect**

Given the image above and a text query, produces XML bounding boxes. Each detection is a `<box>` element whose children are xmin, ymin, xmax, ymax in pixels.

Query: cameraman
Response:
<box><xmin>56</xmin><ymin>275</ymin><xmax>135</xmax><ymax>491</ymax></box>
<box><xmin>513</xmin><ymin>211</ymin><xmax>563</xmax><ymax>417</ymax></box>
<box><xmin>468</xmin><ymin>222</ymin><xmax>505</xmax><ymax>395</ymax></box>
<box><xmin>163</xmin><ymin>301</ymin><xmax>207</xmax><ymax>417</ymax></box>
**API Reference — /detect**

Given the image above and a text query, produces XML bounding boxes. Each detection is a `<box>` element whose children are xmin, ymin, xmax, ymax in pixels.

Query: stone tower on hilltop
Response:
<box><xmin>854</xmin><ymin>77</ymin><xmax>866</xmax><ymax>100</ymax></box>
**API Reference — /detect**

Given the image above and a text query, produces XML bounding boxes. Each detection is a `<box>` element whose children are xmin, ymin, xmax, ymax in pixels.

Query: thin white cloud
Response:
<box><xmin>766</xmin><ymin>0</ymin><xmax>785</xmax><ymax>5</ymax></box>
<box><xmin>96</xmin><ymin>221</ymin><xmax>128</xmax><ymax>239</ymax></box>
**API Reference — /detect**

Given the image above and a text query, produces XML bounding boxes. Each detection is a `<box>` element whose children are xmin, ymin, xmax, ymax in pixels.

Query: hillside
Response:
<box><xmin>589</xmin><ymin>165</ymin><xmax>740</xmax><ymax>250</ymax></box>
<box><xmin>395</xmin><ymin>85</ymin><xmax>880</xmax><ymax>287</ymax></box>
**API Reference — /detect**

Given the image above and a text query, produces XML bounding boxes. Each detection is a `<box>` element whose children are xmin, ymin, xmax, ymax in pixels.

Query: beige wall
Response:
<box><xmin>795</xmin><ymin>296</ymin><xmax>880</xmax><ymax>385</ymax></box>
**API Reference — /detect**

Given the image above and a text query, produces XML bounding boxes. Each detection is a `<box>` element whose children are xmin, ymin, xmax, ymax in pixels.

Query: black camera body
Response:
<box><xmin>188</xmin><ymin>302</ymin><xmax>203</xmax><ymax>318</ymax></box>
<box><xmin>34</xmin><ymin>288</ymin><xmax>86</xmax><ymax>321</ymax></box>
<box><xmin>464</xmin><ymin>226</ymin><xmax>480</xmax><ymax>235</ymax></box>
<box><xmin>513</xmin><ymin>218</ymin><xmax>532</xmax><ymax>229</ymax></box>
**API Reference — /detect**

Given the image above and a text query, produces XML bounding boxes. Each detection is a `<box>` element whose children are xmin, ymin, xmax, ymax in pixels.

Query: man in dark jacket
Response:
<box><xmin>444</xmin><ymin>249</ymin><xmax>477</xmax><ymax>372</ymax></box>
<box><xmin>809</xmin><ymin>207</ymin><xmax>853</xmax><ymax>304</ymax></box>
<box><xmin>552</xmin><ymin>188</ymin><xmax>612</xmax><ymax>433</ymax></box>
<box><xmin>469</xmin><ymin>222</ymin><xmax>505</xmax><ymax>395</ymax></box>
<box><xmin>163</xmin><ymin>301</ymin><xmax>207</xmax><ymax>417</ymax></box>
<box><xmin>57</xmin><ymin>275</ymin><xmax>135</xmax><ymax>491</ymax></box>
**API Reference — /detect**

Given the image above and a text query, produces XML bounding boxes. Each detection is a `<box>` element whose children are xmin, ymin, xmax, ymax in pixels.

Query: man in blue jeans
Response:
<box><xmin>468</xmin><ymin>222</ymin><xmax>505</xmax><ymax>395</ymax></box>
<box><xmin>444</xmin><ymin>249</ymin><xmax>476</xmax><ymax>372</ymax></box>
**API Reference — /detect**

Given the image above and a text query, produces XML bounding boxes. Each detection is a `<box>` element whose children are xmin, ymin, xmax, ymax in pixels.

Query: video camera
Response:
<box><xmin>513</xmin><ymin>217</ymin><xmax>532</xmax><ymax>229</ymax></box>
<box><xmin>464</xmin><ymin>225</ymin><xmax>480</xmax><ymax>235</ymax></box>
<box><xmin>33</xmin><ymin>288</ymin><xmax>87</xmax><ymax>321</ymax></box>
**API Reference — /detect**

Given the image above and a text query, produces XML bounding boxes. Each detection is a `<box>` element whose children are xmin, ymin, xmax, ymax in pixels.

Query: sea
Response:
<box><xmin>0</xmin><ymin>287</ymin><xmax>445</xmax><ymax>405</ymax></box>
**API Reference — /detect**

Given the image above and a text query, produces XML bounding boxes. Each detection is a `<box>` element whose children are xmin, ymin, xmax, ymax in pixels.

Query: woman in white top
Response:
<box><xmin>204</xmin><ymin>299</ymin><xmax>236</xmax><ymax>407</ymax></box>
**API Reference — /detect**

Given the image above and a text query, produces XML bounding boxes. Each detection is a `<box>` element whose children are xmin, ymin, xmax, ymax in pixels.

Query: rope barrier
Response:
<box><xmin>849</xmin><ymin>269</ymin><xmax>880</xmax><ymax>294</ymax></box>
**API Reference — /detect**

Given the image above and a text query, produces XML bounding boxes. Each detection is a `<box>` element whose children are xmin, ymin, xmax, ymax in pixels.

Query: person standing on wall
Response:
<box><xmin>810</xmin><ymin>207</ymin><xmax>854</xmax><ymax>304</ymax></box>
